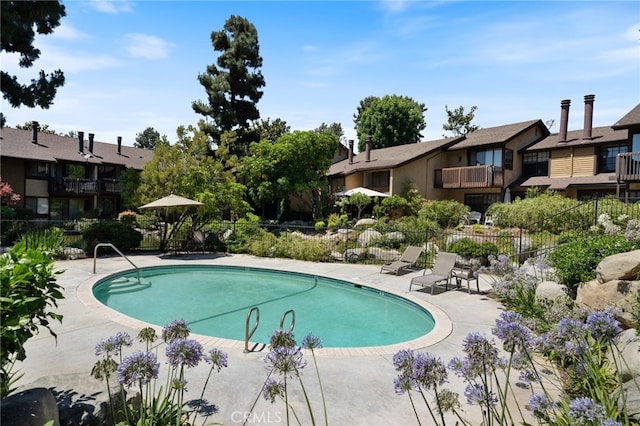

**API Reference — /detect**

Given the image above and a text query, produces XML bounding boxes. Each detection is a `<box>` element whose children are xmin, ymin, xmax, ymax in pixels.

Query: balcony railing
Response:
<box><xmin>48</xmin><ymin>178</ymin><xmax>121</xmax><ymax>195</ymax></box>
<box><xmin>100</xmin><ymin>179</ymin><xmax>122</xmax><ymax>194</ymax></box>
<box><xmin>616</xmin><ymin>152</ymin><xmax>640</xmax><ymax>182</ymax></box>
<box><xmin>435</xmin><ymin>165</ymin><xmax>503</xmax><ymax>189</ymax></box>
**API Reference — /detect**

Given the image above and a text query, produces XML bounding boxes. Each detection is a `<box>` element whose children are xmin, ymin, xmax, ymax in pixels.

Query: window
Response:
<box><xmin>523</xmin><ymin>151</ymin><xmax>549</xmax><ymax>176</ymax></box>
<box><xmin>632</xmin><ymin>133</ymin><xmax>640</xmax><ymax>152</ymax></box>
<box><xmin>464</xmin><ymin>193</ymin><xmax>501</xmax><ymax>214</ymax></box>
<box><xmin>25</xmin><ymin>162</ymin><xmax>51</xmax><ymax>178</ymax></box>
<box><xmin>598</xmin><ymin>143</ymin><xmax>627</xmax><ymax>173</ymax></box>
<box><xmin>25</xmin><ymin>197</ymin><xmax>49</xmax><ymax>215</ymax></box>
<box><xmin>504</xmin><ymin>149</ymin><xmax>513</xmax><ymax>170</ymax></box>
<box><xmin>367</xmin><ymin>171</ymin><xmax>390</xmax><ymax>188</ymax></box>
<box><xmin>470</xmin><ymin>148</ymin><xmax>502</xmax><ymax>167</ymax></box>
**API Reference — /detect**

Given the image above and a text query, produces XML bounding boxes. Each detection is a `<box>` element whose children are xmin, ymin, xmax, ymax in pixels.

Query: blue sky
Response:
<box><xmin>2</xmin><ymin>1</ymin><xmax>638</xmax><ymax>148</ymax></box>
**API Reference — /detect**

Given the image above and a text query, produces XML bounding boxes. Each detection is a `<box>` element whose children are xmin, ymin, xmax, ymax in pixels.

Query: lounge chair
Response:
<box><xmin>468</xmin><ymin>211</ymin><xmax>482</xmax><ymax>224</ymax></box>
<box><xmin>408</xmin><ymin>252</ymin><xmax>457</xmax><ymax>294</ymax></box>
<box><xmin>380</xmin><ymin>245</ymin><xmax>423</xmax><ymax>275</ymax></box>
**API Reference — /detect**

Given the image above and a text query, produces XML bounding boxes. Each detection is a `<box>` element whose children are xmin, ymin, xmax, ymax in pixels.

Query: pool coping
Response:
<box><xmin>77</xmin><ymin>261</ymin><xmax>453</xmax><ymax>357</ymax></box>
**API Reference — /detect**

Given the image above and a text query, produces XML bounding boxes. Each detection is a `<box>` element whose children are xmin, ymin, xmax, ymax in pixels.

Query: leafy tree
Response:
<box><xmin>442</xmin><ymin>105</ymin><xmax>479</xmax><ymax>137</ymax></box>
<box><xmin>242</xmin><ymin>131</ymin><xmax>339</xmax><ymax>219</ymax></box>
<box><xmin>249</xmin><ymin>117</ymin><xmax>290</xmax><ymax>143</ymax></box>
<box><xmin>355</xmin><ymin>95</ymin><xmax>427</xmax><ymax>151</ymax></box>
<box><xmin>349</xmin><ymin>192</ymin><xmax>372</xmax><ymax>219</ymax></box>
<box><xmin>118</xmin><ymin>167</ymin><xmax>141</xmax><ymax>210</ymax></box>
<box><xmin>314</xmin><ymin>122</ymin><xmax>344</xmax><ymax>142</ymax></box>
<box><xmin>192</xmin><ymin>15</ymin><xmax>265</xmax><ymax>156</ymax></box>
<box><xmin>1</xmin><ymin>1</ymin><xmax>66</xmax><ymax>109</ymax></box>
<box><xmin>135</xmin><ymin>125</ymin><xmax>250</xmax><ymax>249</ymax></box>
<box><xmin>134</xmin><ymin>127</ymin><xmax>169</xmax><ymax>150</ymax></box>
<box><xmin>0</xmin><ymin>113</ymin><xmax>5</xmax><ymax>128</ymax></box>
<box><xmin>352</xmin><ymin>96</ymin><xmax>379</xmax><ymax>131</ymax></box>
<box><xmin>15</xmin><ymin>121</ymin><xmax>57</xmax><ymax>134</ymax></box>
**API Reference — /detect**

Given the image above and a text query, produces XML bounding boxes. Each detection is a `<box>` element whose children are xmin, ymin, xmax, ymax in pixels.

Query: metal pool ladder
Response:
<box><xmin>244</xmin><ymin>307</ymin><xmax>296</xmax><ymax>353</ymax></box>
<box><xmin>93</xmin><ymin>243</ymin><xmax>141</xmax><ymax>284</ymax></box>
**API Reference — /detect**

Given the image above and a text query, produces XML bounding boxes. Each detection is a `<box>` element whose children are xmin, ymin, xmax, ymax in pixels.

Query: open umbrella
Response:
<box><xmin>334</xmin><ymin>187</ymin><xmax>390</xmax><ymax>198</ymax></box>
<box><xmin>139</xmin><ymin>194</ymin><xmax>204</xmax><ymax>252</ymax></box>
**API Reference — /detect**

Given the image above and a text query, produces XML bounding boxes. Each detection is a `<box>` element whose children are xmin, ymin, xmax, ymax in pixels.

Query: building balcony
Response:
<box><xmin>100</xmin><ymin>178</ymin><xmax>122</xmax><ymax>194</ymax></box>
<box><xmin>616</xmin><ymin>152</ymin><xmax>640</xmax><ymax>182</ymax></box>
<box><xmin>435</xmin><ymin>165</ymin><xmax>504</xmax><ymax>189</ymax></box>
<box><xmin>49</xmin><ymin>178</ymin><xmax>98</xmax><ymax>195</ymax></box>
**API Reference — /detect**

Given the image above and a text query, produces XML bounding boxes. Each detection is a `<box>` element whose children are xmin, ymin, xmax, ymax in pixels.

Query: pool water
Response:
<box><xmin>93</xmin><ymin>265</ymin><xmax>435</xmax><ymax>348</ymax></box>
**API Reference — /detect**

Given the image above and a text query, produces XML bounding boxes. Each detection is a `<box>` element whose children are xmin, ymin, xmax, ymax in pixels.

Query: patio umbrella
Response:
<box><xmin>139</xmin><ymin>194</ymin><xmax>204</xmax><ymax>210</ymax></box>
<box><xmin>139</xmin><ymin>194</ymin><xmax>204</xmax><ymax>252</ymax></box>
<box><xmin>334</xmin><ymin>187</ymin><xmax>390</xmax><ymax>197</ymax></box>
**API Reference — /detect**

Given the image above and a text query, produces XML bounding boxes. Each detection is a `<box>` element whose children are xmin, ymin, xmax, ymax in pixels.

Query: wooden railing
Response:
<box><xmin>616</xmin><ymin>152</ymin><xmax>640</xmax><ymax>182</ymax></box>
<box><xmin>435</xmin><ymin>165</ymin><xmax>503</xmax><ymax>189</ymax></box>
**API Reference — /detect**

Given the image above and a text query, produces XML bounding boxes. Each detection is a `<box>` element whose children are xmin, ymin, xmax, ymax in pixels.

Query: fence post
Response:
<box><xmin>593</xmin><ymin>196</ymin><xmax>599</xmax><ymax>227</ymax></box>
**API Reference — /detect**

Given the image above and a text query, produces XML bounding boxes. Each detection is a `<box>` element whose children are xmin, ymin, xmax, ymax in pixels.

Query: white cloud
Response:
<box><xmin>123</xmin><ymin>34</ymin><xmax>174</xmax><ymax>60</ymax></box>
<box><xmin>89</xmin><ymin>0</ymin><xmax>134</xmax><ymax>15</ymax></box>
<box><xmin>50</xmin><ymin>23</ymin><xmax>91</xmax><ymax>41</ymax></box>
<box><xmin>302</xmin><ymin>45</ymin><xmax>318</xmax><ymax>52</ymax></box>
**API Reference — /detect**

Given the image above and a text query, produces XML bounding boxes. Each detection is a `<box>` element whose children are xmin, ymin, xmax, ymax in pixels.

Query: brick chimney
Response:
<box><xmin>88</xmin><ymin>133</ymin><xmax>95</xmax><ymax>153</ymax></box>
<box><xmin>365</xmin><ymin>136</ymin><xmax>371</xmax><ymax>162</ymax></box>
<box><xmin>78</xmin><ymin>131</ymin><xmax>84</xmax><ymax>153</ymax></box>
<box><xmin>31</xmin><ymin>121</ymin><xmax>39</xmax><ymax>144</ymax></box>
<box><xmin>558</xmin><ymin>99</ymin><xmax>570</xmax><ymax>143</ymax></box>
<box><xmin>582</xmin><ymin>94</ymin><xmax>595</xmax><ymax>140</ymax></box>
<box><xmin>117</xmin><ymin>136</ymin><xmax>122</xmax><ymax>155</ymax></box>
<box><xmin>348</xmin><ymin>139</ymin><xmax>354</xmax><ymax>164</ymax></box>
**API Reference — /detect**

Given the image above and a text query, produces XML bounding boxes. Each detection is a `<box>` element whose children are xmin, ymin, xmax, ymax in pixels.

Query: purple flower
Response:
<box><xmin>585</xmin><ymin>310</ymin><xmax>622</xmax><ymax>342</ymax></box>
<box><xmin>205</xmin><ymin>348</ymin><xmax>228</xmax><ymax>372</ymax></box>
<box><xmin>265</xmin><ymin>345</ymin><xmax>306</xmax><ymax>377</ymax></box>
<box><xmin>262</xmin><ymin>378</ymin><xmax>284</xmax><ymax>403</ymax></box>
<box><xmin>392</xmin><ymin>349</ymin><xmax>414</xmax><ymax>373</ymax></box>
<box><xmin>463</xmin><ymin>384</ymin><xmax>497</xmax><ymax>407</ymax></box>
<box><xmin>493</xmin><ymin>311</ymin><xmax>534</xmax><ymax>352</ymax></box>
<box><xmin>166</xmin><ymin>338</ymin><xmax>204</xmax><ymax>368</ymax></box>
<box><xmin>518</xmin><ymin>368</ymin><xmax>540</xmax><ymax>385</ymax></box>
<box><xmin>95</xmin><ymin>331</ymin><xmax>133</xmax><ymax>357</ymax></box>
<box><xmin>526</xmin><ymin>393</ymin><xmax>554</xmax><ymax>417</ymax></box>
<box><xmin>411</xmin><ymin>352</ymin><xmax>448</xmax><ymax>391</ymax></box>
<box><xmin>116</xmin><ymin>351</ymin><xmax>159</xmax><ymax>387</ymax></box>
<box><xmin>269</xmin><ymin>328</ymin><xmax>296</xmax><ymax>348</ymax></box>
<box><xmin>301</xmin><ymin>333</ymin><xmax>323</xmax><ymax>349</ymax></box>
<box><xmin>162</xmin><ymin>319</ymin><xmax>190</xmax><ymax>343</ymax></box>
<box><xmin>393</xmin><ymin>374</ymin><xmax>414</xmax><ymax>395</ymax></box>
<box><xmin>456</xmin><ymin>332</ymin><xmax>502</xmax><ymax>377</ymax></box>
<box><xmin>568</xmin><ymin>397</ymin><xmax>605</xmax><ymax>424</ymax></box>
<box><xmin>603</xmin><ymin>420</ymin><xmax>622</xmax><ymax>426</ymax></box>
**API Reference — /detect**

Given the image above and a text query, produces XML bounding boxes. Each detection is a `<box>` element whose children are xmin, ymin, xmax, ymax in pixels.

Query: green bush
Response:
<box><xmin>82</xmin><ymin>221</ymin><xmax>143</xmax><ymax>254</ymax></box>
<box><xmin>418</xmin><ymin>200</ymin><xmax>468</xmax><ymax>229</ymax></box>
<box><xmin>374</xmin><ymin>215</ymin><xmax>440</xmax><ymax>247</ymax></box>
<box><xmin>118</xmin><ymin>210</ymin><xmax>138</xmax><ymax>226</ymax></box>
<box><xmin>0</xmin><ymin>242</ymin><xmax>64</xmax><ymax>398</ymax></box>
<box><xmin>549</xmin><ymin>234</ymin><xmax>639</xmax><ymax>296</ymax></box>
<box><xmin>447</xmin><ymin>238</ymin><xmax>498</xmax><ymax>264</ymax></box>
<box><xmin>20</xmin><ymin>227</ymin><xmax>66</xmax><ymax>258</ymax></box>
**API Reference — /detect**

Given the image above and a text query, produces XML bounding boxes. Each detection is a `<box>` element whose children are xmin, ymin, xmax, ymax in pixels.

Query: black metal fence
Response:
<box><xmin>1</xmin><ymin>195</ymin><xmax>638</xmax><ymax>267</ymax></box>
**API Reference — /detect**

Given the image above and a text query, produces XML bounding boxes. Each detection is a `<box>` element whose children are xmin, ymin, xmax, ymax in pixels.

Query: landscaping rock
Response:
<box><xmin>535</xmin><ymin>280</ymin><xmax>567</xmax><ymax>301</ymax></box>
<box><xmin>1</xmin><ymin>387</ymin><xmax>60</xmax><ymax>426</ymax></box>
<box><xmin>63</xmin><ymin>247</ymin><xmax>86</xmax><ymax>260</ymax></box>
<box><xmin>367</xmin><ymin>247</ymin><xmax>400</xmax><ymax>261</ymax></box>
<box><xmin>610</xmin><ymin>329</ymin><xmax>640</xmax><ymax>382</ymax></box>
<box><xmin>576</xmin><ymin>279</ymin><xmax>640</xmax><ymax>329</ymax></box>
<box><xmin>343</xmin><ymin>248</ymin><xmax>367</xmax><ymax>262</ymax></box>
<box><xmin>357</xmin><ymin>229</ymin><xmax>381</xmax><ymax>245</ymax></box>
<box><xmin>596</xmin><ymin>249</ymin><xmax>640</xmax><ymax>283</ymax></box>
<box><xmin>621</xmin><ymin>380</ymin><xmax>640</xmax><ymax>421</ymax></box>
<box><xmin>384</xmin><ymin>231</ymin><xmax>405</xmax><ymax>244</ymax></box>
<box><xmin>354</xmin><ymin>218</ymin><xmax>376</xmax><ymax>227</ymax></box>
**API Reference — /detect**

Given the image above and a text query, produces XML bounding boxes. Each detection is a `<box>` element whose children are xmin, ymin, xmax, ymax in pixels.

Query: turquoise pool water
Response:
<box><xmin>93</xmin><ymin>265</ymin><xmax>435</xmax><ymax>348</ymax></box>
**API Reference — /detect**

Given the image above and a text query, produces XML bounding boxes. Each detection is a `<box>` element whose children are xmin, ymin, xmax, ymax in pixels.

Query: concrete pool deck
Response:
<box><xmin>15</xmin><ymin>253</ymin><xmax>515</xmax><ymax>425</ymax></box>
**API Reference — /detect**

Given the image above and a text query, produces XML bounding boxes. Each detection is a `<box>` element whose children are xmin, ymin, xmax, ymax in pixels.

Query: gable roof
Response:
<box><xmin>445</xmin><ymin>120</ymin><xmax>547</xmax><ymax>150</ymax></box>
<box><xmin>524</xmin><ymin>126</ymin><xmax>628</xmax><ymax>152</ymax></box>
<box><xmin>612</xmin><ymin>103</ymin><xmax>640</xmax><ymax>129</ymax></box>
<box><xmin>328</xmin><ymin>136</ymin><xmax>462</xmax><ymax>177</ymax></box>
<box><xmin>0</xmin><ymin>127</ymin><xmax>154</xmax><ymax>170</ymax></box>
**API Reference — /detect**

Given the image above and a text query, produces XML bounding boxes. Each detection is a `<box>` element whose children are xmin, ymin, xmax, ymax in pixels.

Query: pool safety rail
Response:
<box><xmin>93</xmin><ymin>243</ymin><xmax>141</xmax><ymax>284</ymax></box>
<box><xmin>244</xmin><ymin>307</ymin><xmax>296</xmax><ymax>353</ymax></box>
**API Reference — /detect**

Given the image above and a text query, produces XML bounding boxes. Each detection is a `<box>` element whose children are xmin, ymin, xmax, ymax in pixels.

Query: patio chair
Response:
<box><xmin>380</xmin><ymin>245</ymin><xmax>423</xmax><ymax>275</ymax></box>
<box><xmin>483</xmin><ymin>214</ymin><xmax>495</xmax><ymax>226</ymax></box>
<box><xmin>468</xmin><ymin>211</ymin><xmax>482</xmax><ymax>224</ymax></box>
<box><xmin>408</xmin><ymin>252</ymin><xmax>457</xmax><ymax>294</ymax></box>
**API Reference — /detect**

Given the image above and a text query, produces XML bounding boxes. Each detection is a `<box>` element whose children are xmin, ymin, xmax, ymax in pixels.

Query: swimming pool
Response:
<box><xmin>92</xmin><ymin>265</ymin><xmax>436</xmax><ymax>348</ymax></box>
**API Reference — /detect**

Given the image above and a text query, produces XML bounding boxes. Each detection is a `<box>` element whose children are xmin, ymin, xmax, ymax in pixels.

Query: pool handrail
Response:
<box><xmin>280</xmin><ymin>309</ymin><xmax>295</xmax><ymax>333</ymax></box>
<box><xmin>244</xmin><ymin>306</ymin><xmax>263</xmax><ymax>353</ymax></box>
<box><xmin>93</xmin><ymin>242</ymin><xmax>141</xmax><ymax>284</ymax></box>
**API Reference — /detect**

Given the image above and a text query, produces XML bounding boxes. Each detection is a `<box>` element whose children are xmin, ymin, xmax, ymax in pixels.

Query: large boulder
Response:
<box><xmin>357</xmin><ymin>229</ymin><xmax>382</xmax><ymax>245</ymax></box>
<box><xmin>354</xmin><ymin>218</ymin><xmax>376</xmax><ymax>227</ymax></box>
<box><xmin>576</xmin><ymin>279</ymin><xmax>639</xmax><ymax>329</ymax></box>
<box><xmin>596</xmin><ymin>249</ymin><xmax>640</xmax><ymax>283</ymax></box>
<box><xmin>1</xmin><ymin>388</ymin><xmax>60</xmax><ymax>426</ymax></box>
<box><xmin>535</xmin><ymin>280</ymin><xmax>567</xmax><ymax>301</ymax></box>
<box><xmin>609</xmin><ymin>329</ymin><xmax>640</xmax><ymax>382</ymax></box>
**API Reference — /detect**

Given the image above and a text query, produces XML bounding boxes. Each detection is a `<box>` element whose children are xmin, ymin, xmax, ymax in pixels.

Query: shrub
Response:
<box><xmin>20</xmin><ymin>227</ymin><xmax>66</xmax><ymax>259</ymax></box>
<box><xmin>418</xmin><ymin>200</ymin><xmax>468</xmax><ymax>229</ymax></box>
<box><xmin>82</xmin><ymin>220</ymin><xmax>143</xmax><ymax>254</ymax></box>
<box><xmin>117</xmin><ymin>210</ymin><xmax>138</xmax><ymax>226</ymax></box>
<box><xmin>447</xmin><ymin>238</ymin><xmax>498</xmax><ymax>264</ymax></box>
<box><xmin>549</xmin><ymin>234</ymin><xmax>639</xmax><ymax>296</ymax></box>
<box><xmin>314</xmin><ymin>220</ymin><xmax>326</xmax><ymax>231</ymax></box>
<box><xmin>326</xmin><ymin>213</ymin><xmax>349</xmax><ymax>228</ymax></box>
<box><xmin>0</xmin><ymin>242</ymin><xmax>64</xmax><ymax>398</ymax></box>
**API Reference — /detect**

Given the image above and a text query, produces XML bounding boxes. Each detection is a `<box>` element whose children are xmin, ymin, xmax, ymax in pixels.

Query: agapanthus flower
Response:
<box><xmin>171</xmin><ymin>377</ymin><xmax>187</xmax><ymax>391</ymax></box>
<box><xmin>265</xmin><ymin>345</ymin><xmax>306</xmax><ymax>377</ymax></box>
<box><xmin>91</xmin><ymin>358</ymin><xmax>117</xmax><ymax>381</ymax></box>
<box><xmin>262</xmin><ymin>378</ymin><xmax>285</xmax><ymax>403</ymax></box>
<box><xmin>463</xmin><ymin>384</ymin><xmax>497</xmax><ymax>407</ymax></box>
<box><xmin>116</xmin><ymin>351</ymin><xmax>159</xmax><ymax>387</ymax></box>
<box><xmin>435</xmin><ymin>389</ymin><xmax>461</xmax><ymax>413</ymax></box>
<box><xmin>452</xmin><ymin>332</ymin><xmax>502</xmax><ymax>378</ymax></box>
<box><xmin>411</xmin><ymin>352</ymin><xmax>448</xmax><ymax>391</ymax></box>
<box><xmin>493</xmin><ymin>311</ymin><xmax>534</xmax><ymax>352</ymax></box>
<box><xmin>166</xmin><ymin>338</ymin><xmax>204</xmax><ymax>368</ymax></box>
<box><xmin>162</xmin><ymin>319</ymin><xmax>190</xmax><ymax>343</ymax></box>
<box><xmin>539</xmin><ymin>318</ymin><xmax>587</xmax><ymax>359</ymax></box>
<box><xmin>205</xmin><ymin>348</ymin><xmax>228</xmax><ymax>372</ymax></box>
<box><xmin>301</xmin><ymin>333</ymin><xmax>323</xmax><ymax>350</ymax></box>
<box><xmin>95</xmin><ymin>331</ymin><xmax>133</xmax><ymax>357</ymax></box>
<box><xmin>526</xmin><ymin>393</ymin><xmax>554</xmax><ymax>417</ymax></box>
<box><xmin>568</xmin><ymin>397</ymin><xmax>605</xmax><ymax>424</ymax></box>
<box><xmin>585</xmin><ymin>310</ymin><xmax>622</xmax><ymax>342</ymax></box>
<box><xmin>270</xmin><ymin>328</ymin><xmax>296</xmax><ymax>348</ymax></box>
<box><xmin>393</xmin><ymin>374</ymin><xmax>414</xmax><ymax>395</ymax></box>
<box><xmin>137</xmin><ymin>327</ymin><xmax>157</xmax><ymax>344</ymax></box>
<box><xmin>392</xmin><ymin>349</ymin><xmax>414</xmax><ymax>373</ymax></box>
<box><xmin>518</xmin><ymin>368</ymin><xmax>540</xmax><ymax>385</ymax></box>
<box><xmin>603</xmin><ymin>419</ymin><xmax>622</xmax><ymax>426</ymax></box>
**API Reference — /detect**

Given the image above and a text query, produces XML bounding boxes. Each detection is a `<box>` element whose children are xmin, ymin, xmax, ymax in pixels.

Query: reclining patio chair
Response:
<box><xmin>380</xmin><ymin>245</ymin><xmax>423</xmax><ymax>275</ymax></box>
<box><xmin>408</xmin><ymin>252</ymin><xmax>457</xmax><ymax>294</ymax></box>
